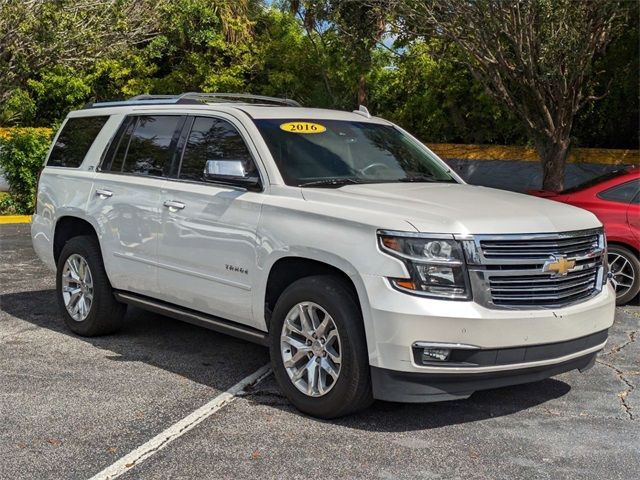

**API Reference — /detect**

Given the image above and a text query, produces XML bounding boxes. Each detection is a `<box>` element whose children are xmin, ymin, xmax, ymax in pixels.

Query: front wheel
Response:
<box><xmin>608</xmin><ymin>245</ymin><xmax>640</xmax><ymax>305</ymax></box>
<box><xmin>269</xmin><ymin>275</ymin><xmax>372</xmax><ymax>418</ymax></box>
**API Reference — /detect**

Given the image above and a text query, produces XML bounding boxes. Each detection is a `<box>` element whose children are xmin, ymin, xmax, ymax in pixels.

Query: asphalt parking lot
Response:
<box><xmin>1</xmin><ymin>223</ymin><xmax>638</xmax><ymax>480</ymax></box>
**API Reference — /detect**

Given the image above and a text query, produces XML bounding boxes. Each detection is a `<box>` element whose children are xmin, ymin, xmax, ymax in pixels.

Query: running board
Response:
<box><xmin>114</xmin><ymin>291</ymin><xmax>269</xmax><ymax>346</ymax></box>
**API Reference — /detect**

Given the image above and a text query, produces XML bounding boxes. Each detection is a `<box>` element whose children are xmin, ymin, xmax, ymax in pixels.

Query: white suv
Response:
<box><xmin>32</xmin><ymin>93</ymin><xmax>615</xmax><ymax>418</ymax></box>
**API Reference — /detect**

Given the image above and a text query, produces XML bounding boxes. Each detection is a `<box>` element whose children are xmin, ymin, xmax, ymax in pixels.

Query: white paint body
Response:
<box><xmin>32</xmin><ymin>104</ymin><xmax>615</xmax><ymax>375</ymax></box>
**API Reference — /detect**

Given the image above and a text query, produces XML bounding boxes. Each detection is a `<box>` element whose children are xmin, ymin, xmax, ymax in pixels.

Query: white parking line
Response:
<box><xmin>88</xmin><ymin>364</ymin><xmax>272</xmax><ymax>480</ymax></box>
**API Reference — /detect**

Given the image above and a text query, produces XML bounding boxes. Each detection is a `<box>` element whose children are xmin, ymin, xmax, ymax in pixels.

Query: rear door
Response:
<box><xmin>156</xmin><ymin>114</ymin><xmax>265</xmax><ymax>326</ymax></box>
<box><xmin>597</xmin><ymin>179</ymin><xmax>640</xmax><ymax>242</ymax></box>
<box><xmin>89</xmin><ymin>114</ymin><xmax>186</xmax><ymax>296</ymax></box>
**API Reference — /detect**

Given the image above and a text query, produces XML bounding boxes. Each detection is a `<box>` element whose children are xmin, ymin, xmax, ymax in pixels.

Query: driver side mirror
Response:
<box><xmin>203</xmin><ymin>160</ymin><xmax>261</xmax><ymax>191</ymax></box>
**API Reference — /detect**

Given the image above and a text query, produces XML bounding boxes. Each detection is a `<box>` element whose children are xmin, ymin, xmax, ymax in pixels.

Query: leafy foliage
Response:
<box><xmin>391</xmin><ymin>0</ymin><xmax>633</xmax><ymax>190</ymax></box>
<box><xmin>0</xmin><ymin>129</ymin><xmax>52</xmax><ymax>214</ymax></box>
<box><xmin>0</xmin><ymin>0</ymin><xmax>636</xmax><ymax>153</ymax></box>
<box><xmin>372</xmin><ymin>42</ymin><xmax>527</xmax><ymax>145</ymax></box>
<box><xmin>0</xmin><ymin>0</ymin><xmax>163</xmax><ymax>124</ymax></box>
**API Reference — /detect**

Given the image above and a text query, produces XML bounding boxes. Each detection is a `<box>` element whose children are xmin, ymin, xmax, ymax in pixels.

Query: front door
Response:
<box><xmin>156</xmin><ymin>115</ymin><xmax>264</xmax><ymax>327</ymax></box>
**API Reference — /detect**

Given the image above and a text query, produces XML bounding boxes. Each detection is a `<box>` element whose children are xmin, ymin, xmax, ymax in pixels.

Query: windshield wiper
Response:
<box><xmin>298</xmin><ymin>178</ymin><xmax>365</xmax><ymax>188</ymax></box>
<box><xmin>397</xmin><ymin>174</ymin><xmax>457</xmax><ymax>183</ymax></box>
<box><xmin>397</xmin><ymin>174</ymin><xmax>439</xmax><ymax>183</ymax></box>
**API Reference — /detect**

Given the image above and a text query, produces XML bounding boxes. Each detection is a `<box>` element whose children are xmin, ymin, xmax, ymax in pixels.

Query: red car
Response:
<box><xmin>530</xmin><ymin>166</ymin><xmax>640</xmax><ymax>305</ymax></box>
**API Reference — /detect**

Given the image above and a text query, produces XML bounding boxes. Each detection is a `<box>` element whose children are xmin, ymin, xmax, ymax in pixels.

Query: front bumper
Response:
<box><xmin>371</xmin><ymin>349</ymin><xmax>598</xmax><ymax>403</ymax></box>
<box><xmin>361</xmin><ymin>274</ymin><xmax>616</xmax><ymax>374</ymax></box>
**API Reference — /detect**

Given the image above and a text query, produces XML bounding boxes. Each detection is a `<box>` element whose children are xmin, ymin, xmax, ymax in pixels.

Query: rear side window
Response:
<box><xmin>179</xmin><ymin>117</ymin><xmax>254</xmax><ymax>182</ymax></box>
<box><xmin>103</xmin><ymin>115</ymin><xmax>185</xmax><ymax>177</ymax></box>
<box><xmin>47</xmin><ymin>116</ymin><xmax>109</xmax><ymax>168</ymax></box>
<box><xmin>598</xmin><ymin>180</ymin><xmax>640</xmax><ymax>204</ymax></box>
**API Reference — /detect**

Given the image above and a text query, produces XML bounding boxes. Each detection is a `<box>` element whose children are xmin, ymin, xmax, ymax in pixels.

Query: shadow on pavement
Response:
<box><xmin>1</xmin><ymin>288</ymin><xmax>571</xmax><ymax>431</ymax></box>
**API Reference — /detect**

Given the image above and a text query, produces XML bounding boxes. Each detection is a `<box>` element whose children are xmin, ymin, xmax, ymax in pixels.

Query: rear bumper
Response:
<box><xmin>371</xmin><ymin>332</ymin><xmax>604</xmax><ymax>403</ymax></box>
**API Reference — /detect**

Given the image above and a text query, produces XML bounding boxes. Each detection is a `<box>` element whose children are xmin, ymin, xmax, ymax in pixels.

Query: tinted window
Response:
<box><xmin>179</xmin><ymin>117</ymin><xmax>254</xmax><ymax>182</ymax></box>
<box><xmin>103</xmin><ymin>117</ymin><xmax>136</xmax><ymax>172</ymax></box>
<box><xmin>598</xmin><ymin>180</ymin><xmax>640</xmax><ymax>204</ymax></box>
<box><xmin>253</xmin><ymin>119</ymin><xmax>455</xmax><ymax>187</ymax></box>
<box><xmin>47</xmin><ymin>116</ymin><xmax>109</xmax><ymax>168</ymax></box>
<box><xmin>105</xmin><ymin>115</ymin><xmax>184</xmax><ymax>177</ymax></box>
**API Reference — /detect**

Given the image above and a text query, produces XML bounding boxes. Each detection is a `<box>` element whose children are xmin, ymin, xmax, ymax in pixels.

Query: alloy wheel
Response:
<box><xmin>280</xmin><ymin>302</ymin><xmax>342</xmax><ymax>397</ymax></box>
<box><xmin>608</xmin><ymin>251</ymin><xmax>636</xmax><ymax>300</ymax></box>
<box><xmin>61</xmin><ymin>254</ymin><xmax>94</xmax><ymax>322</ymax></box>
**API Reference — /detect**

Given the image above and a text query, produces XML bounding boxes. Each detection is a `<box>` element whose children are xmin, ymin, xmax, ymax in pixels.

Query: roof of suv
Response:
<box><xmin>72</xmin><ymin>93</ymin><xmax>391</xmax><ymax>124</ymax></box>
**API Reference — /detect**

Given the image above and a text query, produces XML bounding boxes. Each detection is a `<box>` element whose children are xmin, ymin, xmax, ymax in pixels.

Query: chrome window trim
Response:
<box><xmin>412</xmin><ymin>341</ymin><xmax>480</xmax><ymax>350</ymax></box>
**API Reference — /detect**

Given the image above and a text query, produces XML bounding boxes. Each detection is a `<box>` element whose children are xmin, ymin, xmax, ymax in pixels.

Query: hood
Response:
<box><xmin>301</xmin><ymin>183</ymin><xmax>601</xmax><ymax>235</ymax></box>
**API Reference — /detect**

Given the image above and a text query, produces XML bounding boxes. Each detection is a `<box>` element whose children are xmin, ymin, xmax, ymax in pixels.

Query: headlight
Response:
<box><xmin>378</xmin><ymin>232</ymin><xmax>471</xmax><ymax>300</ymax></box>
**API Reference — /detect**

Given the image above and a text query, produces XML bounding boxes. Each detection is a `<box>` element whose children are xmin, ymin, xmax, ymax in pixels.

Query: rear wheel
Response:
<box><xmin>269</xmin><ymin>275</ymin><xmax>372</xmax><ymax>418</ymax></box>
<box><xmin>56</xmin><ymin>235</ymin><xmax>126</xmax><ymax>336</ymax></box>
<box><xmin>608</xmin><ymin>244</ymin><xmax>640</xmax><ymax>305</ymax></box>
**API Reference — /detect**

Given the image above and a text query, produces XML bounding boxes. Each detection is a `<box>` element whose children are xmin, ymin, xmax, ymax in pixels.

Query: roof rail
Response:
<box><xmin>176</xmin><ymin>92</ymin><xmax>302</xmax><ymax>107</ymax></box>
<box><xmin>86</xmin><ymin>92</ymin><xmax>301</xmax><ymax>109</ymax></box>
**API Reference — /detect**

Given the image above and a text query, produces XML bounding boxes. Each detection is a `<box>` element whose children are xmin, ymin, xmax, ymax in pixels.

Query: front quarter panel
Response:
<box><xmin>254</xmin><ymin>190</ymin><xmax>414</xmax><ymax>362</ymax></box>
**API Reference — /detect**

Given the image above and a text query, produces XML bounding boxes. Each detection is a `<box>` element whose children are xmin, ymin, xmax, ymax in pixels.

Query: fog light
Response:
<box><xmin>422</xmin><ymin>348</ymin><xmax>451</xmax><ymax>362</ymax></box>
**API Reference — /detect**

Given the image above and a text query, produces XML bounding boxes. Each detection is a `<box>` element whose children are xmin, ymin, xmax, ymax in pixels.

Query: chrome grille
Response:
<box><xmin>488</xmin><ymin>263</ymin><xmax>600</xmax><ymax>307</ymax></box>
<box><xmin>480</xmin><ymin>232</ymin><xmax>600</xmax><ymax>261</ymax></box>
<box><xmin>464</xmin><ymin>228</ymin><xmax>606</xmax><ymax>309</ymax></box>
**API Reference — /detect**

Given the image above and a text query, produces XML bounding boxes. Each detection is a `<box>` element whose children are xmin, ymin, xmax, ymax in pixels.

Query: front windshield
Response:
<box><xmin>253</xmin><ymin>118</ymin><xmax>457</xmax><ymax>187</ymax></box>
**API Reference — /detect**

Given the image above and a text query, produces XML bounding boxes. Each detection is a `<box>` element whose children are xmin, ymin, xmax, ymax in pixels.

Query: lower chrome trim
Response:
<box><xmin>409</xmin><ymin>341</ymin><xmax>607</xmax><ymax>374</ymax></box>
<box><xmin>413</xmin><ymin>341</ymin><xmax>479</xmax><ymax>350</ymax></box>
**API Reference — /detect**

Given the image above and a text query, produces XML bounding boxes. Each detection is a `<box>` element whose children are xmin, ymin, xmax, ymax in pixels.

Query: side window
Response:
<box><xmin>103</xmin><ymin>115</ymin><xmax>185</xmax><ymax>177</ymax></box>
<box><xmin>47</xmin><ymin>116</ymin><xmax>109</xmax><ymax>168</ymax></box>
<box><xmin>598</xmin><ymin>180</ymin><xmax>640</xmax><ymax>204</ymax></box>
<box><xmin>179</xmin><ymin>117</ymin><xmax>254</xmax><ymax>182</ymax></box>
<box><xmin>103</xmin><ymin>117</ymin><xmax>135</xmax><ymax>172</ymax></box>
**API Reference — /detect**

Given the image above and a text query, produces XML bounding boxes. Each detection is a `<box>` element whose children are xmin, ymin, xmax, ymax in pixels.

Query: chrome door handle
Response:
<box><xmin>163</xmin><ymin>200</ymin><xmax>186</xmax><ymax>211</ymax></box>
<box><xmin>95</xmin><ymin>189</ymin><xmax>113</xmax><ymax>198</ymax></box>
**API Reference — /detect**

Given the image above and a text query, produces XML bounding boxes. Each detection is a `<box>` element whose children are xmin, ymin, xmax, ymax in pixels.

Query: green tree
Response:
<box><xmin>573</xmin><ymin>4</ymin><xmax>639</xmax><ymax>150</ymax></box>
<box><xmin>288</xmin><ymin>0</ymin><xmax>387</xmax><ymax>107</ymax></box>
<box><xmin>0</xmin><ymin>0</ymin><xmax>163</xmax><ymax>124</ymax></box>
<box><xmin>393</xmin><ymin>0</ymin><xmax>631</xmax><ymax>190</ymax></box>
<box><xmin>371</xmin><ymin>41</ymin><xmax>526</xmax><ymax>145</ymax></box>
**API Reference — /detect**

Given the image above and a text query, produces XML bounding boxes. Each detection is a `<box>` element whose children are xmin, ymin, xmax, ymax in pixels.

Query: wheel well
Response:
<box><xmin>264</xmin><ymin>257</ymin><xmax>359</xmax><ymax>329</ymax></box>
<box><xmin>53</xmin><ymin>216</ymin><xmax>98</xmax><ymax>264</ymax></box>
<box><xmin>607</xmin><ymin>241</ymin><xmax>639</xmax><ymax>257</ymax></box>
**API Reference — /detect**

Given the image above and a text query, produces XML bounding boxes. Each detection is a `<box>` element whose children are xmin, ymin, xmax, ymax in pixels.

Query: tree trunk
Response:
<box><xmin>357</xmin><ymin>73</ymin><xmax>368</xmax><ymax>107</ymax></box>
<box><xmin>535</xmin><ymin>138</ymin><xmax>571</xmax><ymax>192</ymax></box>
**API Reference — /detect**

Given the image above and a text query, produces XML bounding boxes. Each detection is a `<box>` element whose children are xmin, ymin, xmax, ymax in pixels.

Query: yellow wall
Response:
<box><xmin>429</xmin><ymin>143</ymin><xmax>639</xmax><ymax>165</ymax></box>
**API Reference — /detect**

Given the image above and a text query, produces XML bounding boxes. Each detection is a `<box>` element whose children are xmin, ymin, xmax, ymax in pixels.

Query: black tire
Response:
<box><xmin>269</xmin><ymin>275</ymin><xmax>373</xmax><ymax>418</ymax></box>
<box><xmin>608</xmin><ymin>244</ymin><xmax>640</xmax><ymax>306</ymax></box>
<box><xmin>56</xmin><ymin>235</ymin><xmax>126</xmax><ymax>336</ymax></box>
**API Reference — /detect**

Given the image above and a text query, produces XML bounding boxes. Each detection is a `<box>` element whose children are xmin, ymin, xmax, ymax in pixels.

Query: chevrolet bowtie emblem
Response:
<box><xmin>543</xmin><ymin>256</ymin><xmax>576</xmax><ymax>276</ymax></box>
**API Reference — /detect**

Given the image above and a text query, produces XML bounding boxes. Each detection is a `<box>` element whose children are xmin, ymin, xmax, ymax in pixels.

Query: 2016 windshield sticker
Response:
<box><xmin>280</xmin><ymin>122</ymin><xmax>327</xmax><ymax>134</ymax></box>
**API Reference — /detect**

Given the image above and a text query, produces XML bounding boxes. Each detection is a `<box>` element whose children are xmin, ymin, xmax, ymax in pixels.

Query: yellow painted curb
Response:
<box><xmin>0</xmin><ymin>215</ymin><xmax>32</xmax><ymax>224</ymax></box>
<box><xmin>429</xmin><ymin>143</ymin><xmax>640</xmax><ymax>165</ymax></box>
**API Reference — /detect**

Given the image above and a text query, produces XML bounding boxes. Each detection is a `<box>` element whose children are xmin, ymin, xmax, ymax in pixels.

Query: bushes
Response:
<box><xmin>0</xmin><ymin>128</ymin><xmax>52</xmax><ymax>214</ymax></box>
